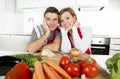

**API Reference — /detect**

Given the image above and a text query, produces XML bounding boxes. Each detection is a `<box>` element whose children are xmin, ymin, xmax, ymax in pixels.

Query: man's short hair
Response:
<box><xmin>44</xmin><ymin>6</ymin><xmax>59</xmax><ymax>17</ymax></box>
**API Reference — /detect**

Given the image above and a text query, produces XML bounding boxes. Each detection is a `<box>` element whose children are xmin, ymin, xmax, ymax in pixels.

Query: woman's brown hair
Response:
<box><xmin>59</xmin><ymin>7</ymin><xmax>77</xmax><ymax>24</ymax></box>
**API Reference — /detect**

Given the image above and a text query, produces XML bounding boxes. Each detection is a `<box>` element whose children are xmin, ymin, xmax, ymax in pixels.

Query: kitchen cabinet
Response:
<box><xmin>77</xmin><ymin>0</ymin><xmax>109</xmax><ymax>6</ymax></box>
<box><xmin>76</xmin><ymin>0</ymin><xmax>109</xmax><ymax>11</ymax></box>
<box><xmin>0</xmin><ymin>34</ymin><xmax>31</xmax><ymax>52</ymax></box>
<box><xmin>16</xmin><ymin>0</ymin><xmax>76</xmax><ymax>12</ymax></box>
<box><xmin>109</xmin><ymin>38</ymin><xmax>120</xmax><ymax>55</ymax></box>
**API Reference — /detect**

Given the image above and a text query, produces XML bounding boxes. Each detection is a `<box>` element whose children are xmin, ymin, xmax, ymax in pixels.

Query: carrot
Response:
<box><xmin>44</xmin><ymin>69</ymin><xmax>50</xmax><ymax>79</ymax></box>
<box><xmin>32</xmin><ymin>71</ymin><xmax>38</xmax><ymax>79</ymax></box>
<box><xmin>49</xmin><ymin>66</ymin><xmax>63</xmax><ymax>79</ymax></box>
<box><xmin>43</xmin><ymin>63</ymin><xmax>58</xmax><ymax>79</ymax></box>
<box><xmin>34</xmin><ymin>61</ymin><xmax>45</xmax><ymax>79</ymax></box>
<box><xmin>46</xmin><ymin>60</ymin><xmax>72</xmax><ymax>79</ymax></box>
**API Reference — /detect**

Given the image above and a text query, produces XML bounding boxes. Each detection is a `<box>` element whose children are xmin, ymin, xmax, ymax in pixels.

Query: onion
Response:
<box><xmin>70</xmin><ymin>48</ymin><xmax>80</xmax><ymax>57</ymax></box>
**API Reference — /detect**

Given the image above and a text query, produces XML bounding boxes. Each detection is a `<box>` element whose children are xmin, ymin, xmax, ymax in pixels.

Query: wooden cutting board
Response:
<box><xmin>41</xmin><ymin>53</ymin><xmax>110</xmax><ymax>79</ymax></box>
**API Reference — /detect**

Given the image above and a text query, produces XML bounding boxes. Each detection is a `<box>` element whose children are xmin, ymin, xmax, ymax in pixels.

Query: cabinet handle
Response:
<box><xmin>91</xmin><ymin>46</ymin><xmax>105</xmax><ymax>49</ymax></box>
<box><xmin>111</xmin><ymin>49</ymin><xmax>120</xmax><ymax>51</ymax></box>
<box><xmin>113</xmin><ymin>44</ymin><xmax>120</xmax><ymax>45</ymax></box>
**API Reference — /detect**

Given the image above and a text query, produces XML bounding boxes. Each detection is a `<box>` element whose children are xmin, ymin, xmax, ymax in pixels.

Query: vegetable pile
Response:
<box><xmin>4</xmin><ymin>52</ymin><xmax>99</xmax><ymax>79</ymax></box>
<box><xmin>106</xmin><ymin>53</ymin><xmax>120</xmax><ymax>79</ymax></box>
<box><xmin>33</xmin><ymin>60</ymin><xmax>72</xmax><ymax>79</ymax></box>
<box><xmin>5</xmin><ymin>54</ymin><xmax>73</xmax><ymax>79</ymax></box>
<box><xmin>59</xmin><ymin>55</ymin><xmax>99</xmax><ymax>78</ymax></box>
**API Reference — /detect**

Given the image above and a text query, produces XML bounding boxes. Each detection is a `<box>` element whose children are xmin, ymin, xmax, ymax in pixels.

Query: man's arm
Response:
<box><xmin>27</xmin><ymin>19</ymin><xmax>50</xmax><ymax>53</ymax></box>
<box><xmin>42</xmin><ymin>38</ymin><xmax>61</xmax><ymax>52</ymax></box>
<box><xmin>27</xmin><ymin>32</ymin><xmax>49</xmax><ymax>53</ymax></box>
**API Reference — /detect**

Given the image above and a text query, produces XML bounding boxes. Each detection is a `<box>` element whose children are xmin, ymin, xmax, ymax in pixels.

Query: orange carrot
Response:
<box><xmin>43</xmin><ymin>63</ymin><xmax>58</xmax><ymax>79</ymax></box>
<box><xmin>44</xmin><ymin>71</ymin><xmax>49</xmax><ymax>79</ymax></box>
<box><xmin>34</xmin><ymin>61</ymin><xmax>45</xmax><ymax>79</ymax></box>
<box><xmin>32</xmin><ymin>71</ymin><xmax>38</xmax><ymax>79</ymax></box>
<box><xmin>49</xmin><ymin>66</ymin><xmax>63</xmax><ymax>79</ymax></box>
<box><xmin>46</xmin><ymin>60</ymin><xmax>72</xmax><ymax>79</ymax></box>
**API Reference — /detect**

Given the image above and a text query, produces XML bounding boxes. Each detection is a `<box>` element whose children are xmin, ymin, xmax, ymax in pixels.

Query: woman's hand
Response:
<box><xmin>73</xmin><ymin>21</ymin><xmax>80</xmax><ymax>27</ymax></box>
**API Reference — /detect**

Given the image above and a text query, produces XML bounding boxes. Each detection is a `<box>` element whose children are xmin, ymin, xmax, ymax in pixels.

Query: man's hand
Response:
<box><xmin>43</xmin><ymin>18</ymin><xmax>50</xmax><ymax>35</ymax></box>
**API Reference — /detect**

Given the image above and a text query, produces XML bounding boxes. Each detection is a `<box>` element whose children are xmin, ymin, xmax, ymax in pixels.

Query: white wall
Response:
<box><xmin>23</xmin><ymin>0</ymin><xmax>120</xmax><ymax>36</ymax></box>
<box><xmin>0</xmin><ymin>0</ymin><xmax>24</xmax><ymax>34</ymax></box>
<box><xmin>76</xmin><ymin>5</ymin><xmax>120</xmax><ymax>36</ymax></box>
<box><xmin>0</xmin><ymin>0</ymin><xmax>120</xmax><ymax>36</ymax></box>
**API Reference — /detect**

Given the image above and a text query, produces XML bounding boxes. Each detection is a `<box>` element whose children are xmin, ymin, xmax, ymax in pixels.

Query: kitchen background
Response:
<box><xmin>0</xmin><ymin>0</ymin><xmax>120</xmax><ymax>55</ymax></box>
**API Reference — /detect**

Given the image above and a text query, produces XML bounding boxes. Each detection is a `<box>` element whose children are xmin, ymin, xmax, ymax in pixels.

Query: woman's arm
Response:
<box><xmin>60</xmin><ymin>28</ymin><xmax>71</xmax><ymax>53</ymax></box>
<box><xmin>72</xmin><ymin>26</ymin><xmax>92</xmax><ymax>54</ymax></box>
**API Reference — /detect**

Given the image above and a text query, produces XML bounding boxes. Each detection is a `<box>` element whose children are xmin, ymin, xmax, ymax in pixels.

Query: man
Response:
<box><xmin>27</xmin><ymin>7</ymin><xmax>61</xmax><ymax>53</ymax></box>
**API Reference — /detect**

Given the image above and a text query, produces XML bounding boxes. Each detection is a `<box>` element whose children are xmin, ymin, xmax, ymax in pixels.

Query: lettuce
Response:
<box><xmin>106</xmin><ymin>53</ymin><xmax>120</xmax><ymax>79</ymax></box>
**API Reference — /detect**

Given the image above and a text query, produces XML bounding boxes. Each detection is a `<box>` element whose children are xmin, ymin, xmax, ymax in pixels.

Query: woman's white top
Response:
<box><xmin>60</xmin><ymin>26</ymin><xmax>92</xmax><ymax>54</ymax></box>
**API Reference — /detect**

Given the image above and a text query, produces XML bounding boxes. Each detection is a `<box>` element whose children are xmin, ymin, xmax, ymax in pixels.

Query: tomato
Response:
<box><xmin>82</xmin><ymin>63</ymin><xmax>99</xmax><ymax>78</ymax></box>
<box><xmin>59</xmin><ymin>55</ymin><xmax>71</xmax><ymax>68</ymax></box>
<box><xmin>92</xmin><ymin>58</ymin><xmax>97</xmax><ymax>64</ymax></box>
<box><xmin>64</xmin><ymin>63</ymin><xmax>81</xmax><ymax>77</ymax></box>
<box><xmin>86</xmin><ymin>57</ymin><xmax>97</xmax><ymax>64</ymax></box>
<box><xmin>77</xmin><ymin>60</ymin><xmax>86</xmax><ymax>68</ymax></box>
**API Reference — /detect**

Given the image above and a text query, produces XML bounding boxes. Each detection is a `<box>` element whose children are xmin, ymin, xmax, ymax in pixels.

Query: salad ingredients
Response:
<box><xmin>82</xmin><ymin>63</ymin><xmax>98</xmax><ymax>78</ymax></box>
<box><xmin>59</xmin><ymin>55</ymin><xmax>70</xmax><ymax>68</ymax></box>
<box><xmin>46</xmin><ymin>60</ymin><xmax>72</xmax><ymax>79</ymax></box>
<box><xmin>34</xmin><ymin>61</ymin><xmax>45</xmax><ymax>79</ymax></box>
<box><xmin>77</xmin><ymin>60</ymin><xmax>86</xmax><ymax>68</ymax></box>
<box><xmin>86</xmin><ymin>57</ymin><xmax>97</xmax><ymax>64</ymax></box>
<box><xmin>64</xmin><ymin>63</ymin><xmax>81</xmax><ymax>77</ymax></box>
<box><xmin>43</xmin><ymin>63</ymin><xmax>58</xmax><ymax>79</ymax></box>
<box><xmin>70</xmin><ymin>48</ymin><xmax>80</xmax><ymax>57</ymax></box>
<box><xmin>13</xmin><ymin>54</ymin><xmax>42</xmax><ymax>68</ymax></box>
<box><xmin>33</xmin><ymin>60</ymin><xmax>70</xmax><ymax>79</ymax></box>
<box><xmin>49</xmin><ymin>66</ymin><xmax>62</xmax><ymax>79</ymax></box>
<box><xmin>5</xmin><ymin>63</ymin><xmax>33</xmax><ymax>79</ymax></box>
<box><xmin>106</xmin><ymin>53</ymin><xmax>120</xmax><ymax>79</ymax></box>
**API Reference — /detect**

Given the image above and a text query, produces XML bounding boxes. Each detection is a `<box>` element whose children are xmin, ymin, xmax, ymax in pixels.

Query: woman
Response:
<box><xmin>59</xmin><ymin>7</ymin><xmax>92</xmax><ymax>54</ymax></box>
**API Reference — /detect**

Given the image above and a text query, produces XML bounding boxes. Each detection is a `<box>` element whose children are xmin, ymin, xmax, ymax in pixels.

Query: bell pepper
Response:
<box><xmin>5</xmin><ymin>63</ymin><xmax>33</xmax><ymax>79</ymax></box>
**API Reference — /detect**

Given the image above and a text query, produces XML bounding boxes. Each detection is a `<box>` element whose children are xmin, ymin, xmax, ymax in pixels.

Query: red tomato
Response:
<box><xmin>82</xmin><ymin>63</ymin><xmax>99</xmax><ymax>78</ymax></box>
<box><xmin>92</xmin><ymin>58</ymin><xmax>97</xmax><ymax>64</ymax></box>
<box><xmin>59</xmin><ymin>55</ymin><xmax>71</xmax><ymax>68</ymax></box>
<box><xmin>77</xmin><ymin>60</ymin><xmax>86</xmax><ymax>68</ymax></box>
<box><xmin>86</xmin><ymin>58</ymin><xmax>97</xmax><ymax>64</ymax></box>
<box><xmin>64</xmin><ymin>63</ymin><xmax>81</xmax><ymax>77</ymax></box>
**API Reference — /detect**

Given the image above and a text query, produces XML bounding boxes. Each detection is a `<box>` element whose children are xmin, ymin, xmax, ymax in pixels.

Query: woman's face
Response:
<box><xmin>60</xmin><ymin>11</ymin><xmax>76</xmax><ymax>30</ymax></box>
<box><xmin>45</xmin><ymin>12</ymin><xmax>58</xmax><ymax>31</ymax></box>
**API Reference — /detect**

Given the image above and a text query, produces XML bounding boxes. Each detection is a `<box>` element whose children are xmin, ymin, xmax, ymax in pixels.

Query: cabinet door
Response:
<box><xmin>10</xmin><ymin>35</ymin><xmax>31</xmax><ymax>52</ymax></box>
<box><xmin>16</xmin><ymin>0</ymin><xmax>76</xmax><ymax>12</ymax></box>
<box><xmin>0</xmin><ymin>35</ymin><xmax>11</xmax><ymax>50</ymax></box>
<box><xmin>0</xmin><ymin>34</ymin><xmax>30</xmax><ymax>52</ymax></box>
<box><xmin>109</xmin><ymin>38</ymin><xmax>120</xmax><ymax>55</ymax></box>
<box><xmin>16</xmin><ymin>0</ymin><xmax>40</xmax><ymax>10</ymax></box>
<box><xmin>77</xmin><ymin>0</ymin><xmax>109</xmax><ymax>6</ymax></box>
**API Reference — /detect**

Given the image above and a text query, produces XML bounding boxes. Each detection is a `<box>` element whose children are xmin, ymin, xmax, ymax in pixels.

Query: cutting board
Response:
<box><xmin>41</xmin><ymin>53</ymin><xmax>110</xmax><ymax>79</ymax></box>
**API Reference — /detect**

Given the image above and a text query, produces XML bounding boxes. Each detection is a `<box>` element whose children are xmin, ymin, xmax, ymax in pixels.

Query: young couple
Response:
<box><xmin>27</xmin><ymin>6</ymin><xmax>92</xmax><ymax>55</ymax></box>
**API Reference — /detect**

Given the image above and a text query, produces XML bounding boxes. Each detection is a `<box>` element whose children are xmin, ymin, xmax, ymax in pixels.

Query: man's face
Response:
<box><xmin>44</xmin><ymin>12</ymin><xmax>58</xmax><ymax>31</ymax></box>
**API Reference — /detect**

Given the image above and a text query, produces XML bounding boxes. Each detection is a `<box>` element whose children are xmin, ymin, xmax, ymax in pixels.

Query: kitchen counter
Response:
<box><xmin>0</xmin><ymin>50</ymin><xmax>112</xmax><ymax>79</ymax></box>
